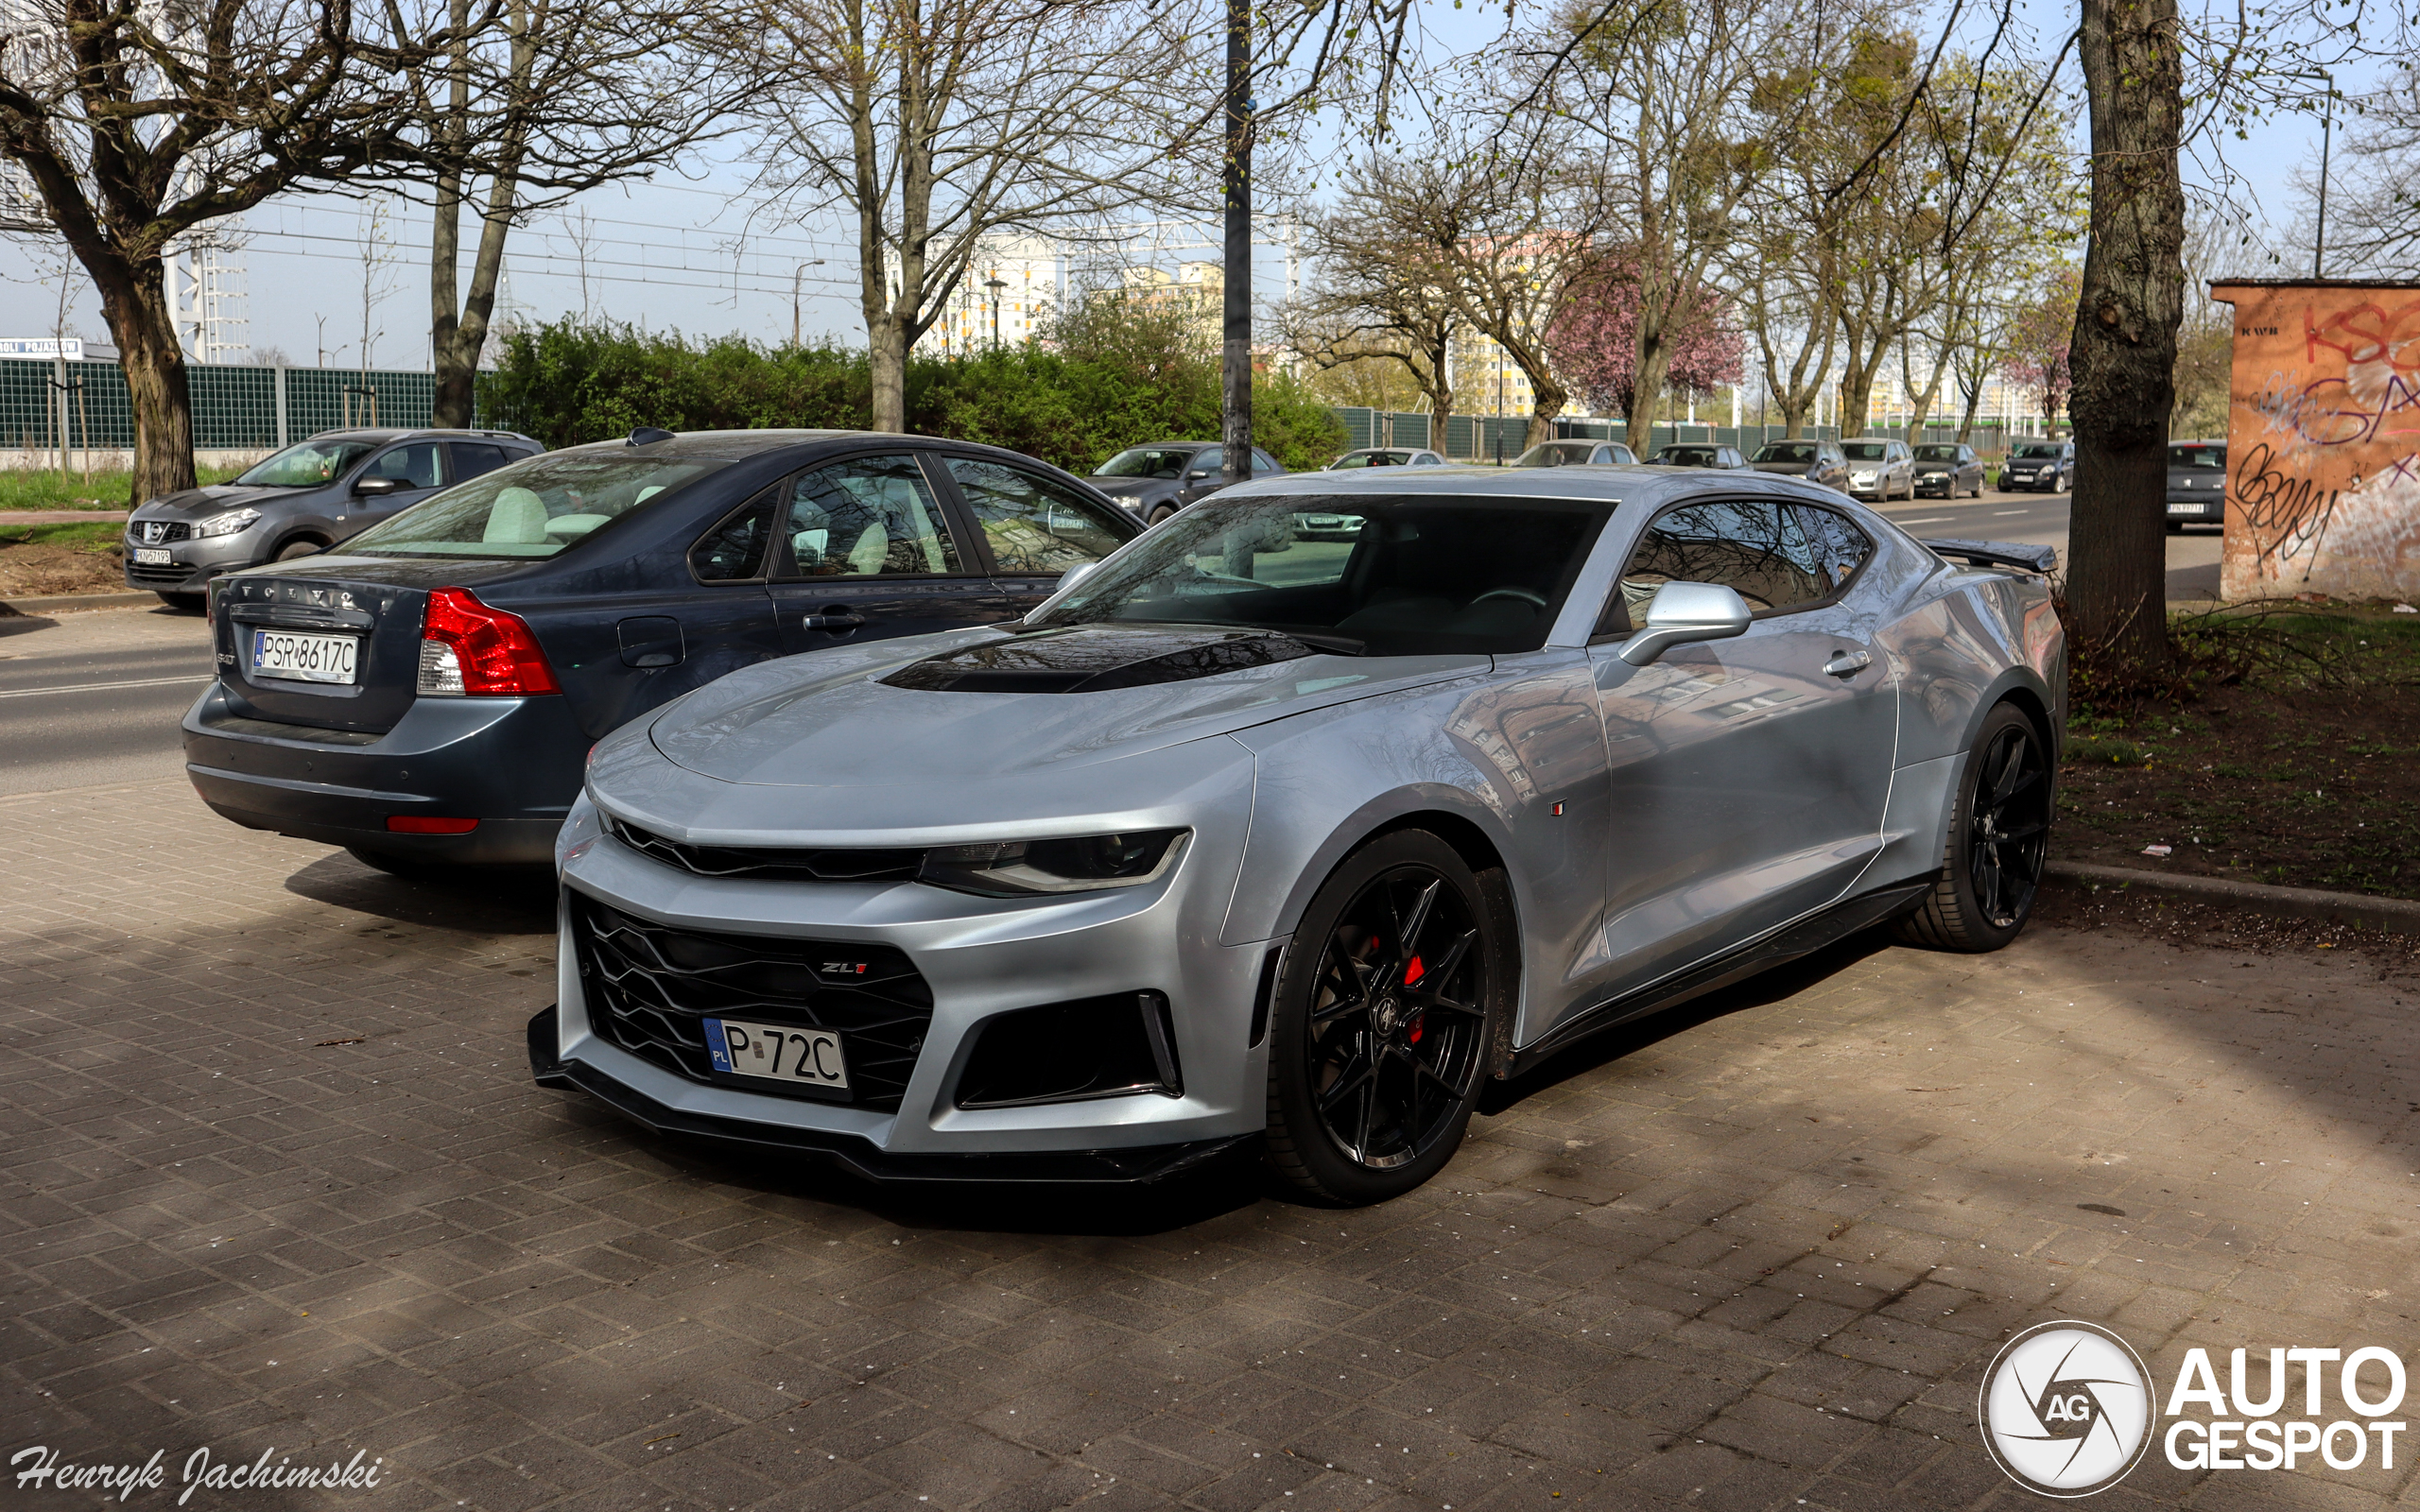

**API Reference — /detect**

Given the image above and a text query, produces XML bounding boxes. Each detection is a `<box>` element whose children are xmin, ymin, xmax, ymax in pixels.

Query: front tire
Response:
<box><xmin>1265</xmin><ymin>830</ymin><xmax>1512</xmax><ymax>1205</ymax></box>
<box><xmin>1892</xmin><ymin>703</ymin><xmax>2051</xmax><ymax>952</ymax></box>
<box><xmin>1146</xmin><ymin>506</ymin><xmax>1177</xmax><ymax>526</ymax></box>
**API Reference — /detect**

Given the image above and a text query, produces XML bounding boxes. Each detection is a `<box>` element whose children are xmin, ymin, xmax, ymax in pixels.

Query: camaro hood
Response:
<box><xmin>640</xmin><ymin>624</ymin><xmax>1487</xmax><ymax>791</ymax></box>
<box><xmin>134</xmin><ymin>483</ymin><xmax>288</xmax><ymax>519</ymax></box>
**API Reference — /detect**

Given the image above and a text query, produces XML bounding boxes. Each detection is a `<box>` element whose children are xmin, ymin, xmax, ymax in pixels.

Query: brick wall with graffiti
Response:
<box><xmin>2212</xmin><ymin>281</ymin><xmax>2420</xmax><ymax>602</ymax></box>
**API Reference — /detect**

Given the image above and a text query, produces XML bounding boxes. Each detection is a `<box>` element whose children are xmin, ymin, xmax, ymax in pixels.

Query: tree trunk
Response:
<box><xmin>1525</xmin><ymin>378</ymin><xmax>1567</xmax><ymax>452</ymax></box>
<box><xmin>98</xmin><ymin>252</ymin><xmax>195</xmax><ymax>503</ymax></box>
<box><xmin>1837</xmin><ymin>361</ymin><xmax>1876</xmax><ymax>438</ymax></box>
<box><xmin>2066</xmin><ymin>0</ymin><xmax>2185</xmax><ymax>677</ymax></box>
<box><xmin>1954</xmin><ymin>380</ymin><xmax>1986</xmax><ymax>444</ymax></box>
<box><xmin>1624</xmin><ymin>330</ymin><xmax>1670</xmax><ymax>454</ymax></box>
<box><xmin>869</xmin><ymin>315</ymin><xmax>908</xmax><ymax>432</ymax></box>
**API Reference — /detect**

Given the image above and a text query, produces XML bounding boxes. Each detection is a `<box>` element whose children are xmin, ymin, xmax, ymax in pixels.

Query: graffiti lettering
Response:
<box><xmin>2305</xmin><ymin>301</ymin><xmax>2420</xmax><ymax>372</ymax></box>
<box><xmin>2292</xmin><ymin>371</ymin><xmax>2420</xmax><ymax>447</ymax></box>
<box><xmin>2234</xmin><ymin>441</ymin><xmax>2339</xmax><ymax>571</ymax></box>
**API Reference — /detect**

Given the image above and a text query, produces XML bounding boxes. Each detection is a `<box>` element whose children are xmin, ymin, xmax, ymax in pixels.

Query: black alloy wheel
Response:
<box><xmin>1893</xmin><ymin>703</ymin><xmax>2051</xmax><ymax>952</ymax></box>
<box><xmin>1265</xmin><ymin>830</ymin><xmax>1508</xmax><ymax>1204</ymax></box>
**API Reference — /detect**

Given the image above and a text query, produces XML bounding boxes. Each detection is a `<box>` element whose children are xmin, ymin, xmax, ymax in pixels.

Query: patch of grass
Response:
<box><xmin>0</xmin><ymin>520</ymin><xmax>124</xmax><ymax>550</ymax></box>
<box><xmin>0</xmin><ymin>465</ymin><xmax>247</xmax><ymax>512</ymax></box>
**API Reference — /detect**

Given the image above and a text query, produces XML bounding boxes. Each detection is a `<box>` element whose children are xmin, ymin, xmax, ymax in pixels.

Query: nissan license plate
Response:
<box><xmin>705</xmin><ymin>1017</ymin><xmax>850</xmax><ymax>1091</ymax></box>
<box><xmin>250</xmin><ymin>628</ymin><xmax>359</xmax><ymax>684</ymax></box>
<box><xmin>133</xmin><ymin>547</ymin><xmax>172</xmax><ymax>565</ymax></box>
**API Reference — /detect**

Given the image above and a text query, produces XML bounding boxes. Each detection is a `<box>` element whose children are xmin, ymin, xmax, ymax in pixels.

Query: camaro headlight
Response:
<box><xmin>919</xmin><ymin>829</ymin><xmax>1188</xmax><ymax>897</ymax></box>
<box><xmin>194</xmin><ymin>507</ymin><xmax>260</xmax><ymax>538</ymax></box>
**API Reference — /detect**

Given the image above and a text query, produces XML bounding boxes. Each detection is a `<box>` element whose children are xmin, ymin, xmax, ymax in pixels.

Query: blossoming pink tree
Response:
<box><xmin>1545</xmin><ymin>259</ymin><xmax>1746</xmax><ymax>423</ymax></box>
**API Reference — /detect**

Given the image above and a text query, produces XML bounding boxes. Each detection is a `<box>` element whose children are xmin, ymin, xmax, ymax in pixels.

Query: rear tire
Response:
<box><xmin>1264</xmin><ymin>830</ymin><xmax>1512</xmax><ymax>1205</ymax></box>
<box><xmin>155</xmin><ymin>592</ymin><xmax>206</xmax><ymax>612</ymax></box>
<box><xmin>1892</xmin><ymin>703</ymin><xmax>2051</xmax><ymax>953</ymax></box>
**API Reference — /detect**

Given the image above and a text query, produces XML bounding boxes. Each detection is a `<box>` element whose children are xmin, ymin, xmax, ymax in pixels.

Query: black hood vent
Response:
<box><xmin>881</xmin><ymin>626</ymin><xmax>1319</xmax><ymax>694</ymax></box>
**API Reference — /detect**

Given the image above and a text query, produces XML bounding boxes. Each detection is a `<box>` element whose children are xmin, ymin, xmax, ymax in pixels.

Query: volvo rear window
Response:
<box><xmin>341</xmin><ymin>452</ymin><xmax>726</xmax><ymax>558</ymax></box>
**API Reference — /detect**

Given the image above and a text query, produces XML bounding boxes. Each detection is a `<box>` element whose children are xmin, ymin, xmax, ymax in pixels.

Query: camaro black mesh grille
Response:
<box><xmin>572</xmin><ymin>896</ymin><xmax>933</xmax><ymax>1111</ymax></box>
<box><xmin>605</xmin><ymin>816</ymin><xmax>924</xmax><ymax>884</ymax></box>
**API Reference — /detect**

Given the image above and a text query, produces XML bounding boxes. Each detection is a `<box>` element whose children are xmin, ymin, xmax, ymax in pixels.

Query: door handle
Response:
<box><xmin>804</xmin><ymin>608</ymin><xmax>867</xmax><ymax>631</ymax></box>
<box><xmin>1823</xmin><ymin>649</ymin><xmax>1873</xmax><ymax>679</ymax></box>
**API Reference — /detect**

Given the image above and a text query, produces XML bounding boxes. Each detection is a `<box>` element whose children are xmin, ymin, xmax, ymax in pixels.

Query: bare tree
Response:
<box><xmin>1284</xmin><ymin>159</ymin><xmax>1465</xmax><ymax>446</ymax></box>
<box><xmin>0</xmin><ymin>0</ymin><xmax>477</xmax><ymax>500</ymax></box>
<box><xmin>2311</xmin><ymin>60</ymin><xmax>2420</xmax><ymax>275</ymax></box>
<box><xmin>1510</xmin><ymin>0</ymin><xmax>1832</xmax><ymax>444</ymax></box>
<box><xmin>747</xmin><ymin>0</ymin><xmax>1190</xmax><ymax>433</ymax></box>
<box><xmin>394</xmin><ymin>0</ymin><xmax>751</xmax><ymax>427</ymax></box>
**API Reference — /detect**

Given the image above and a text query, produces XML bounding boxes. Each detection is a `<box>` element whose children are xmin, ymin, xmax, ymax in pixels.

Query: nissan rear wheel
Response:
<box><xmin>1893</xmin><ymin>703</ymin><xmax>2051</xmax><ymax>953</ymax></box>
<box><xmin>1264</xmin><ymin>830</ymin><xmax>1512</xmax><ymax>1205</ymax></box>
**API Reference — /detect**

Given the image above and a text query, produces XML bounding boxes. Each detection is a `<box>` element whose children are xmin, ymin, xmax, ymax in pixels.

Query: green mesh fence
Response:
<box><xmin>1</xmin><ymin>359</ymin><xmax>452</xmax><ymax>453</ymax></box>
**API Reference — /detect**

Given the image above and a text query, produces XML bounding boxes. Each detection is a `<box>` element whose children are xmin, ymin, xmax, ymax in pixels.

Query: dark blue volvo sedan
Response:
<box><xmin>182</xmin><ymin>429</ymin><xmax>1140</xmax><ymax>872</ymax></box>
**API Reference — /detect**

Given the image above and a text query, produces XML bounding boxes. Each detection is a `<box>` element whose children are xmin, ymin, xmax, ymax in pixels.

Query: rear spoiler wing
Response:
<box><xmin>1919</xmin><ymin>538</ymin><xmax>2058</xmax><ymax>575</ymax></box>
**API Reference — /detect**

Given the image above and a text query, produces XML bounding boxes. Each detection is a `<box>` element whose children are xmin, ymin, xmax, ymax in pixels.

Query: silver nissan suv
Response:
<box><xmin>125</xmin><ymin>428</ymin><xmax>541</xmax><ymax>610</ymax></box>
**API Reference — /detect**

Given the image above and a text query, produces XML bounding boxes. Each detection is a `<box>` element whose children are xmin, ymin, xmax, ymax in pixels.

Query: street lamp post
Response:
<box><xmin>985</xmin><ymin>276</ymin><xmax>1008</xmax><ymax>352</ymax></box>
<box><xmin>791</xmin><ymin>261</ymin><xmax>824</xmax><ymax>348</ymax></box>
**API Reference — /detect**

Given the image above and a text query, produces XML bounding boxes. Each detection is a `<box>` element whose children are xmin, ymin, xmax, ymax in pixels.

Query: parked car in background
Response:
<box><xmin>125</xmin><ymin>428</ymin><xmax>542</xmax><ymax>610</ymax></box>
<box><xmin>537</xmin><ymin>469</ymin><xmax>2064</xmax><ymax>1200</ymax></box>
<box><xmin>1911</xmin><ymin>443</ymin><xmax>1985</xmax><ymax>498</ymax></box>
<box><xmin>1841</xmin><ymin>438</ymin><xmax>1915</xmax><ymax>501</ymax></box>
<box><xmin>1997</xmin><ymin>439</ymin><xmax>2074</xmax><ymax>492</ymax></box>
<box><xmin>1086</xmin><ymin>441</ymin><xmax>1285</xmax><ymax>524</ymax></box>
<box><xmin>1513</xmin><ymin>439</ymin><xmax>1638</xmax><ymax>467</ymax></box>
<box><xmin>2165</xmin><ymin>439</ymin><xmax>2226</xmax><ymax>531</ymax></box>
<box><xmin>182</xmin><ymin>430</ymin><xmax>1141</xmax><ymax>874</ymax></box>
<box><xmin>1749</xmin><ymin>439</ymin><xmax>1850</xmax><ymax>491</ymax></box>
<box><xmin>1651</xmin><ymin>443</ymin><xmax>1750</xmax><ymax>470</ymax></box>
<box><xmin>1327</xmin><ymin>448</ymin><xmax>1447</xmax><ymax>469</ymax></box>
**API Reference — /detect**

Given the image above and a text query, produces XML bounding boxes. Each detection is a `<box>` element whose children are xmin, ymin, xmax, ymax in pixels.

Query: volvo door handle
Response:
<box><xmin>803</xmin><ymin>608</ymin><xmax>867</xmax><ymax>631</ymax></box>
<box><xmin>1823</xmin><ymin>649</ymin><xmax>1873</xmax><ymax>678</ymax></box>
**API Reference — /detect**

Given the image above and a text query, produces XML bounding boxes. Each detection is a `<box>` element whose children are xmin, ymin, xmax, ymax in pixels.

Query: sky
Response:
<box><xmin>0</xmin><ymin>0</ymin><xmax>2362</xmax><ymax>371</ymax></box>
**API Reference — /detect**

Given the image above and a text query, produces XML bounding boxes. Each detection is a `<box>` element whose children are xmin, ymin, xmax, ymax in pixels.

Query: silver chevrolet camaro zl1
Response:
<box><xmin>531</xmin><ymin>467</ymin><xmax>2063</xmax><ymax>1204</ymax></box>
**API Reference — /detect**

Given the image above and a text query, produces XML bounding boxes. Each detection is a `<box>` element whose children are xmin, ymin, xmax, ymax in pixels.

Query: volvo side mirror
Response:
<box><xmin>1617</xmin><ymin>581</ymin><xmax>1754</xmax><ymax>666</ymax></box>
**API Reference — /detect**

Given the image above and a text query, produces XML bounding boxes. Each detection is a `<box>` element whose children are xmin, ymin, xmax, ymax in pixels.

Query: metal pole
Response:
<box><xmin>54</xmin><ymin>349</ymin><xmax>67</xmax><ymax>478</ymax></box>
<box><xmin>274</xmin><ymin>364</ymin><xmax>288</xmax><ymax>448</ymax></box>
<box><xmin>1219</xmin><ymin>0</ymin><xmax>1253</xmax><ymax>491</ymax></box>
<box><xmin>2314</xmin><ymin>80</ymin><xmax>2331</xmax><ymax>279</ymax></box>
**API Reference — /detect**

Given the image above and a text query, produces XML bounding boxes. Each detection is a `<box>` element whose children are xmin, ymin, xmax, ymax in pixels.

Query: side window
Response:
<box><xmin>1252</xmin><ymin>449</ymin><xmax>1279</xmax><ymax>474</ymax></box>
<box><xmin>1189</xmin><ymin>447</ymin><xmax>1222</xmax><ymax>477</ymax></box>
<box><xmin>1614</xmin><ymin>500</ymin><xmax>1829</xmax><ymax>620</ymax></box>
<box><xmin>366</xmin><ymin>442</ymin><xmax>442</xmax><ymax>489</ymax></box>
<box><xmin>450</xmin><ymin>442</ymin><xmax>511</xmax><ymax>482</ymax></box>
<box><xmin>690</xmin><ymin>491</ymin><xmax>774</xmax><ymax>582</ymax></box>
<box><xmin>1785</xmin><ymin>504</ymin><xmax>1875</xmax><ymax>595</ymax></box>
<box><xmin>777</xmin><ymin>455</ymin><xmax>962</xmax><ymax>578</ymax></box>
<box><xmin>944</xmin><ymin>457</ymin><xmax>1130</xmax><ymax>574</ymax></box>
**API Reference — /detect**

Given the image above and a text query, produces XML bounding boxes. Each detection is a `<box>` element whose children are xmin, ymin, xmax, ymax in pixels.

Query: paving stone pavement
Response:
<box><xmin>5</xmin><ymin>776</ymin><xmax>2418</xmax><ymax>1512</ymax></box>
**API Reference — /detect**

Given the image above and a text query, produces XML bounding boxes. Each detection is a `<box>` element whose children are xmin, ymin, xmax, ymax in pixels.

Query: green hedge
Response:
<box><xmin>477</xmin><ymin>320</ymin><xmax>1347</xmax><ymax>475</ymax></box>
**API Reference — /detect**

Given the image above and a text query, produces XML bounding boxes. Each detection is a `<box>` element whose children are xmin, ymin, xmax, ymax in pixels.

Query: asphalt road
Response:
<box><xmin>0</xmin><ymin>602</ymin><xmax>215</xmax><ymax>797</ymax></box>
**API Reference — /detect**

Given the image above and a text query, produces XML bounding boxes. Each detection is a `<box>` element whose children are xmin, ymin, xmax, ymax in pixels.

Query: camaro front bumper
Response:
<box><xmin>539</xmin><ymin>793</ymin><xmax>1279</xmax><ymax>1171</ymax></box>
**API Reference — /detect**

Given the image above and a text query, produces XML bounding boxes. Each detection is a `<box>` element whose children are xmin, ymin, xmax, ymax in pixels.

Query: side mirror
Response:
<box><xmin>353</xmin><ymin>475</ymin><xmax>402</xmax><ymax>496</ymax></box>
<box><xmin>1186</xmin><ymin>470</ymin><xmax>1212</xmax><ymax>481</ymax></box>
<box><xmin>1617</xmin><ymin>581</ymin><xmax>1753</xmax><ymax>666</ymax></box>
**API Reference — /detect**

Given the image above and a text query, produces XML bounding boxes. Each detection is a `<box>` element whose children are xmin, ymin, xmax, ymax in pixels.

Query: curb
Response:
<box><xmin>1</xmin><ymin>590</ymin><xmax>163</xmax><ymax>615</ymax></box>
<box><xmin>2044</xmin><ymin>860</ymin><xmax>2420</xmax><ymax>936</ymax></box>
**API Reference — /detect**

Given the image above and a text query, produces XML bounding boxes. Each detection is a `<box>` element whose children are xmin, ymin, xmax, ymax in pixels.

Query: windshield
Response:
<box><xmin>1028</xmin><ymin>494</ymin><xmax>1611</xmax><ymax>656</ymax></box>
<box><xmin>340</xmin><ymin>450</ymin><xmax>725</xmax><ymax>559</ymax></box>
<box><xmin>1914</xmin><ymin>445</ymin><xmax>1961</xmax><ymax>461</ymax></box>
<box><xmin>2169</xmin><ymin>444</ymin><xmax>2225</xmax><ymax>469</ymax></box>
<box><xmin>1754</xmin><ymin>443</ymin><xmax>1816</xmax><ymax>464</ymax></box>
<box><xmin>2013</xmin><ymin>442</ymin><xmax>2062</xmax><ymax>458</ymax></box>
<box><xmin>1511</xmin><ymin>442</ymin><xmax>1597</xmax><ymax>468</ymax></box>
<box><xmin>1841</xmin><ymin>442</ymin><xmax>1890</xmax><ymax>461</ymax></box>
<box><xmin>1094</xmin><ymin>446</ymin><xmax>1203</xmax><ymax>479</ymax></box>
<box><xmin>234</xmin><ymin>438</ymin><xmax>377</xmax><ymax>488</ymax></box>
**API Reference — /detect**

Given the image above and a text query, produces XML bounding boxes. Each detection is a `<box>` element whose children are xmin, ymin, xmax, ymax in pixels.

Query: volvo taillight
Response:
<box><xmin>416</xmin><ymin>588</ymin><xmax>559</xmax><ymax>696</ymax></box>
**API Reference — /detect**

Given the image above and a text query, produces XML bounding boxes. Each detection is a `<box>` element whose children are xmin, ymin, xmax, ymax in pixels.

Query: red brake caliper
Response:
<box><xmin>1403</xmin><ymin>956</ymin><xmax>1425</xmax><ymax>1042</ymax></box>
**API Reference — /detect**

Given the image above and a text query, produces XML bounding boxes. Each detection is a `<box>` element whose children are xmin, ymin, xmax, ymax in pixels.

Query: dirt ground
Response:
<box><xmin>0</xmin><ymin>536</ymin><xmax>129</xmax><ymax>597</ymax></box>
<box><xmin>2051</xmin><ymin>612</ymin><xmax>2420</xmax><ymax>900</ymax></box>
